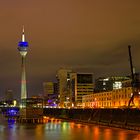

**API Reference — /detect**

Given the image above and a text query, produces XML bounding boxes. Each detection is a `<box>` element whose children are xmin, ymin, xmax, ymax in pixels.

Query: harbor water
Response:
<box><xmin>0</xmin><ymin>116</ymin><xmax>140</xmax><ymax>140</ymax></box>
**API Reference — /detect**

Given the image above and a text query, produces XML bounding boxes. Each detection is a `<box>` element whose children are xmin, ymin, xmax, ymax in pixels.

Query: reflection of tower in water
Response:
<box><xmin>18</xmin><ymin>27</ymin><xmax>29</xmax><ymax>99</ymax></box>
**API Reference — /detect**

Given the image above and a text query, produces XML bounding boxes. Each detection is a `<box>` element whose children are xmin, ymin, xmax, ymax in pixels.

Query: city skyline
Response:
<box><xmin>0</xmin><ymin>0</ymin><xmax>140</xmax><ymax>99</ymax></box>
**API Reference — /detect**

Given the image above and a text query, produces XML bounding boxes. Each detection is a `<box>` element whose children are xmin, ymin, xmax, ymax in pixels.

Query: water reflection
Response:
<box><xmin>0</xmin><ymin>118</ymin><xmax>140</xmax><ymax>140</ymax></box>
<box><xmin>122</xmin><ymin>131</ymin><xmax>128</xmax><ymax>140</ymax></box>
<box><xmin>93</xmin><ymin>126</ymin><xmax>100</xmax><ymax>140</ymax></box>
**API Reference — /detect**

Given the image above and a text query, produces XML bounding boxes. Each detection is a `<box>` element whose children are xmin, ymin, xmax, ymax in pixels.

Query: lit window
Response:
<box><xmin>113</xmin><ymin>81</ymin><xmax>122</xmax><ymax>89</ymax></box>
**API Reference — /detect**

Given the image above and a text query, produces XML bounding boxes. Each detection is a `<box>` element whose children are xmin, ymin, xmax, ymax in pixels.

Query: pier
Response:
<box><xmin>19</xmin><ymin>97</ymin><xmax>43</xmax><ymax>123</ymax></box>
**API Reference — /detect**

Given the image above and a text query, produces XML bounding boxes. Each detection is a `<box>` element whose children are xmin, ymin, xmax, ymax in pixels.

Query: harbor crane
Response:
<box><xmin>128</xmin><ymin>45</ymin><xmax>140</xmax><ymax>107</ymax></box>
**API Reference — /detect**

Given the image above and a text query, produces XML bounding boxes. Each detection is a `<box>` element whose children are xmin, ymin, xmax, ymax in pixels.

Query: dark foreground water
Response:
<box><xmin>0</xmin><ymin>118</ymin><xmax>140</xmax><ymax>140</ymax></box>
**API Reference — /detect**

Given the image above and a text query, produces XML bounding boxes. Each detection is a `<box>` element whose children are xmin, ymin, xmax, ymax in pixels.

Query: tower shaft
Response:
<box><xmin>21</xmin><ymin>55</ymin><xmax>27</xmax><ymax>99</ymax></box>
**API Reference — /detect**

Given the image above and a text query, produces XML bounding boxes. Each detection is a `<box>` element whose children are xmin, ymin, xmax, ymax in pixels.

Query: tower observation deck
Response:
<box><xmin>18</xmin><ymin>27</ymin><xmax>29</xmax><ymax>99</ymax></box>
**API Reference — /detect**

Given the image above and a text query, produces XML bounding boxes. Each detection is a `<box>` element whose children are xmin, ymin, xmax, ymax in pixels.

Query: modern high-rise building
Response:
<box><xmin>56</xmin><ymin>69</ymin><xmax>93</xmax><ymax>107</ymax></box>
<box><xmin>18</xmin><ymin>27</ymin><xmax>29</xmax><ymax>99</ymax></box>
<box><xmin>56</xmin><ymin>68</ymin><xmax>72</xmax><ymax>107</ymax></box>
<box><xmin>70</xmin><ymin>73</ymin><xmax>94</xmax><ymax>107</ymax></box>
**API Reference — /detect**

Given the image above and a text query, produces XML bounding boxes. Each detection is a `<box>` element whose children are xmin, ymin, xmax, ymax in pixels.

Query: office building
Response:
<box><xmin>94</xmin><ymin>76</ymin><xmax>130</xmax><ymax>93</ymax></box>
<box><xmin>56</xmin><ymin>68</ymin><xmax>72</xmax><ymax>107</ymax></box>
<box><xmin>70</xmin><ymin>73</ymin><xmax>94</xmax><ymax>107</ymax></box>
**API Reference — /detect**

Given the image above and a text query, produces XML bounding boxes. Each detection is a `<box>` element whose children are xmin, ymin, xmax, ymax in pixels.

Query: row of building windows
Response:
<box><xmin>83</xmin><ymin>92</ymin><xmax>131</xmax><ymax>102</ymax></box>
<box><xmin>84</xmin><ymin>101</ymin><xmax>129</xmax><ymax>107</ymax></box>
<box><xmin>85</xmin><ymin>100</ymin><xmax>140</xmax><ymax>108</ymax></box>
<box><xmin>82</xmin><ymin>87</ymin><xmax>135</xmax><ymax>108</ymax></box>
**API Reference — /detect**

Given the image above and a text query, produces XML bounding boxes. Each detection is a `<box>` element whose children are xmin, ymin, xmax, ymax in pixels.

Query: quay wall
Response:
<box><xmin>43</xmin><ymin>108</ymin><xmax>140</xmax><ymax>131</ymax></box>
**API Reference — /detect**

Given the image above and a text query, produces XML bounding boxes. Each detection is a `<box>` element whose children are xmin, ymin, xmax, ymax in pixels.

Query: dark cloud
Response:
<box><xmin>0</xmin><ymin>0</ymin><xmax>140</xmax><ymax>98</ymax></box>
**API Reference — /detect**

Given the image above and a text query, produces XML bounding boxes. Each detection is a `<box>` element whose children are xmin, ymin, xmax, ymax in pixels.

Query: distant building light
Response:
<box><xmin>66</xmin><ymin>97</ymin><xmax>69</xmax><ymax>100</ymax></box>
<box><xmin>103</xmin><ymin>78</ymin><xmax>109</xmax><ymax>81</ymax></box>
<box><xmin>113</xmin><ymin>81</ymin><xmax>122</xmax><ymax>89</ymax></box>
<box><xmin>13</xmin><ymin>100</ymin><xmax>17</xmax><ymax>107</ymax></box>
<box><xmin>103</xmin><ymin>88</ymin><xmax>106</xmax><ymax>90</ymax></box>
<box><xmin>103</xmin><ymin>82</ymin><xmax>106</xmax><ymax>85</ymax></box>
<box><xmin>67</xmin><ymin>78</ymin><xmax>70</xmax><ymax>81</ymax></box>
<box><xmin>72</xmin><ymin>103</ymin><xmax>74</xmax><ymax>107</ymax></box>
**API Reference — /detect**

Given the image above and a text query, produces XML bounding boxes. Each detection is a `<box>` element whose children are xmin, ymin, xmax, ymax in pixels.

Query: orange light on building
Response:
<box><xmin>82</xmin><ymin>87</ymin><xmax>138</xmax><ymax>108</ymax></box>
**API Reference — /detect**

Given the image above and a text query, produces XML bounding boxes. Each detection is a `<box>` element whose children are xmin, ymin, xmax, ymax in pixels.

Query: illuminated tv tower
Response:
<box><xmin>18</xmin><ymin>26</ymin><xmax>29</xmax><ymax>99</ymax></box>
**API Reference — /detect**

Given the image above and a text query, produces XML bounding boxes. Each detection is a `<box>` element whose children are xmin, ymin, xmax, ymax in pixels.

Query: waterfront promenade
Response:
<box><xmin>1</xmin><ymin>107</ymin><xmax>140</xmax><ymax>131</ymax></box>
<box><xmin>43</xmin><ymin>108</ymin><xmax>140</xmax><ymax>131</ymax></box>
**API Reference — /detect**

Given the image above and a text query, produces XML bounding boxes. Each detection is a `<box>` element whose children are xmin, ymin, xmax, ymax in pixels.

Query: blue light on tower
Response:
<box><xmin>18</xmin><ymin>41</ymin><xmax>28</xmax><ymax>47</ymax></box>
<box><xmin>18</xmin><ymin>26</ymin><xmax>29</xmax><ymax>99</ymax></box>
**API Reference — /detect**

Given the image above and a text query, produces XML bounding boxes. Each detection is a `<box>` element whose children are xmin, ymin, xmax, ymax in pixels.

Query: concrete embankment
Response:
<box><xmin>43</xmin><ymin>108</ymin><xmax>140</xmax><ymax>131</ymax></box>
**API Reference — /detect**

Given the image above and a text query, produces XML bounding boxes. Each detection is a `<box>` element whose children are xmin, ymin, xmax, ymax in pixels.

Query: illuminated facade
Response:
<box><xmin>18</xmin><ymin>27</ymin><xmax>29</xmax><ymax>99</ymax></box>
<box><xmin>70</xmin><ymin>73</ymin><xmax>94</xmax><ymax>107</ymax></box>
<box><xmin>82</xmin><ymin>87</ymin><xmax>140</xmax><ymax>108</ymax></box>
<box><xmin>56</xmin><ymin>70</ymin><xmax>94</xmax><ymax>107</ymax></box>
<box><xmin>56</xmin><ymin>68</ymin><xmax>73</xmax><ymax>107</ymax></box>
<box><xmin>94</xmin><ymin>76</ymin><xmax>130</xmax><ymax>92</ymax></box>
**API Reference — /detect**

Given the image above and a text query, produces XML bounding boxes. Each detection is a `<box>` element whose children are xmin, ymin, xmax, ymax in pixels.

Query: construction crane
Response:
<box><xmin>128</xmin><ymin>45</ymin><xmax>140</xmax><ymax>107</ymax></box>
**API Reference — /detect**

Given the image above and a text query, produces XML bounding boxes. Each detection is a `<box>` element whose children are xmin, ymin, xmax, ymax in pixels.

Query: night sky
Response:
<box><xmin>0</xmin><ymin>0</ymin><xmax>140</xmax><ymax>99</ymax></box>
